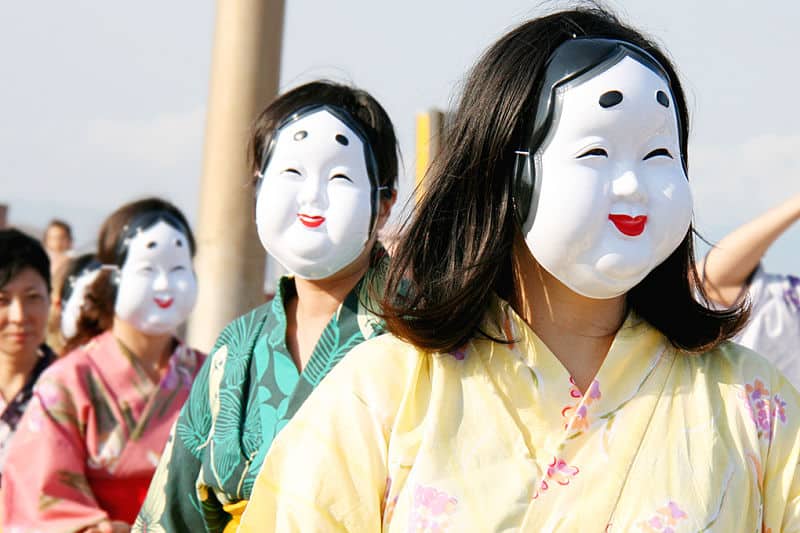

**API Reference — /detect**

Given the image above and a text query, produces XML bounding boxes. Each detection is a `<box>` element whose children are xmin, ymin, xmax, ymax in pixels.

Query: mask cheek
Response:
<box><xmin>173</xmin><ymin>273</ymin><xmax>199</xmax><ymax>316</ymax></box>
<box><xmin>114</xmin><ymin>272</ymin><xmax>153</xmax><ymax>325</ymax></box>
<box><xmin>527</xmin><ymin>187</ymin><xmax>607</xmax><ymax>268</ymax></box>
<box><xmin>256</xmin><ymin>180</ymin><xmax>298</xmax><ymax>249</ymax></box>
<box><xmin>650</xmin><ymin>175</ymin><xmax>693</xmax><ymax>260</ymax></box>
<box><xmin>324</xmin><ymin>186</ymin><xmax>372</xmax><ymax>246</ymax></box>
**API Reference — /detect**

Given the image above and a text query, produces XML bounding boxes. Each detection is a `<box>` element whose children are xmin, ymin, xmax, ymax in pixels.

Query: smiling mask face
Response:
<box><xmin>524</xmin><ymin>56</ymin><xmax>693</xmax><ymax>299</ymax></box>
<box><xmin>255</xmin><ymin>109</ymin><xmax>374</xmax><ymax>280</ymax></box>
<box><xmin>114</xmin><ymin>220</ymin><xmax>197</xmax><ymax>334</ymax></box>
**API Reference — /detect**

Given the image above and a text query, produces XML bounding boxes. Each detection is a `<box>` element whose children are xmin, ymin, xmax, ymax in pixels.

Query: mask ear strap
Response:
<box><xmin>513</xmin><ymin>150</ymin><xmax>534</xmax><ymax>226</ymax></box>
<box><xmin>253</xmin><ymin>172</ymin><xmax>265</xmax><ymax>221</ymax></box>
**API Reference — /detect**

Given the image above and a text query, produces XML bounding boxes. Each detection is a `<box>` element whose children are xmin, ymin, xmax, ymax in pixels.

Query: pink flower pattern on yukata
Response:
<box><xmin>161</xmin><ymin>346</ymin><xmax>198</xmax><ymax>391</ymax></box>
<box><xmin>637</xmin><ymin>501</ymin><xmax>688</xmax><ymax>532</ymax></box>
<box><xmin>532</xmin><ymin>457</ymin><xmax>580</xmax><ymax>499</ymax></box>
<box><xmin>382</xmin><ymin>477</ymin><xmax>399</xmax><ymax>527</ymax></box>
<box><xmin>741</xmin><ymin>379</ymin><xmax>788</xmax><ymax>442</ymax></box>
<box><xmin>408</xmin><ymin>484</ymin><xmax>458</xmax><ymax>533</ymax></box>
<box><xmin>561</xmin><ymin>378</ymin><xmax>601</xmax><ymax>431</ymax></box>
<box><xmin>450</xmin><ymin>345</ymin><xmax>467</xmax><ymax>361</ymax></box>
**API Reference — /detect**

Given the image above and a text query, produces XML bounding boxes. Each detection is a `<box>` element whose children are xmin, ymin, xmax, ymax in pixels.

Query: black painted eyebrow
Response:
<box><xmin>599</xmin><ymin>90</ymin><xmax>623</xmax><ymax>108</ymax></box>
<box><xmin>656</xmin><ymin>91</ymin><xmax>670</xmax><ymax>108</ymax></box>
<box><xmin>175</xmin><ymin>239</ymin><xmax>183</xmax><ymax>247</ymax></box>
<box><xmin>293</xmin><ymin>130</ymin><xmax>308</xmax><ymax>141</ymax></box>
<box><xmin>335</xmin><ymin>134</ymin><xmax>349</xmax><ymax>146</ymax></box>
<box><xmin>146</xmin><ymin>241</ymin><xmax>157</xmax><ymax>249</ymax></box>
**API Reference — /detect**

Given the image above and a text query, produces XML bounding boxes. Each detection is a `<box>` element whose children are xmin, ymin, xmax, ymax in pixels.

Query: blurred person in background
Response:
<box><xmin>42</xmin><ymin>218</ymin><xmax>74</xmax><ymax>276</ymax></box>
<box><xmin>134</xmin><ymin>81</ymin><xmax>398</xmax><ymax>533</ymax></box>
<box><xmin>0</xmin><ymin>229</ymin><xmax>57</xmax><ymax>484</ymax></box>
<box><xmin>702</xmin><ymin>193</ymin><xmax>800</xmax><ymax>389</ymax></box>
<box><xmin>3</xmin><ymin>198</ymin><xmax>206</xmax><ymax>533</ymax></box>
<box><xmin>46</xmin><ymin>253</ymin><xmax>100</xmax><ymax>355</ymax></box>
<box><xmin>42</xmin><ymin>219</ymin><xmax>76</xmax><ymax>353</ymax></box>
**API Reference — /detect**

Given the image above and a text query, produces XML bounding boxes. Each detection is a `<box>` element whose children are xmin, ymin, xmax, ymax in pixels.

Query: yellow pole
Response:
<box><xmin>414</xmin><ymin>110</ymin><xmax>445</xmax><ymax>199</ymax></box>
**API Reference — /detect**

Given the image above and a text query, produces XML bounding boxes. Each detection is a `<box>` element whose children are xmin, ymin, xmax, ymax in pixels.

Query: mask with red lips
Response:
<box><xmin>255</xmin><ymin>108</ymin><xmax>377</xmax><ymax>280</ymax></box>
<box><xmin>114</xmin><ymin>220</ymin><xmax>198</xmax><ymax>335</ymax></box>
<box><xmin>521</xmin><ymin>40</ymin><xmax>693</xmax><ymax>299</ymax></box>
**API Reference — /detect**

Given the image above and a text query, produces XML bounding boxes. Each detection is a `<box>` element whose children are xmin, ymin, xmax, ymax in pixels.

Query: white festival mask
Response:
<box><xmin>114</xmin><ymin>220</ymin><xmax>198</xmax><ymax>334</ymax></box>
<box><xmin>255</xmin><ymin>109</ymin><xmax>375</xmax><ymax>280</ymax></box>
<box><xmin>60</xmin><ymin>267</ymin><xmax>101</xmax><ymax>339</ymax></box>
<box><xmin>524</xmin><ymin>56</ymin><xmax>693</xmax><ymax>299</ymax></box>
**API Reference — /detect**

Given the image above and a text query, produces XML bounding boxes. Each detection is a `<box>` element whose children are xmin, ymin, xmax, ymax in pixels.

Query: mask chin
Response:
<box><xmin>261</xmin><ymin>230</ymin><xmax>371</xmax><ymax>281</ymax></box>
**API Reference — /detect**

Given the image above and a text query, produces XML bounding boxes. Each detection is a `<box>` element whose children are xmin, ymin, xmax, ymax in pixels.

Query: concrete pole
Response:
<box><xmin>187</xmin><ymin>0</ymin><xmax>285</xmax><ymax>352</ymax></box>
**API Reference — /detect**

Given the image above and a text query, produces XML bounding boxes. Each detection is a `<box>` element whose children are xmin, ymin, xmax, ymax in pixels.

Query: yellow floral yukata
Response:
<box><xmin>240</xmin><ymin>297</ymin><xmax>800</xmax><ymax>532</ymax></box>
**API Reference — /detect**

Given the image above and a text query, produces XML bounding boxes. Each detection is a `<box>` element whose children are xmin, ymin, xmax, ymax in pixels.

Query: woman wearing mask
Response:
<box><xmin>134</xmin><ymin>81</ymin><xmax>398</xmax><ymax>533</ymax></box>
<box><xmin>241</xmin><ymin>8</ymin><xmax>800</xmax><ymax>532</ymax></box>
<box><xmin>3</xmin><ymin>198</ymin><xmax>205</xmax><ymax>532</ymax></box>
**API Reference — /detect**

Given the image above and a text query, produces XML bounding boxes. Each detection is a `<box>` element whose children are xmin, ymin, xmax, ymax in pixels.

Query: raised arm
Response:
<box><xmin>702</xmin><ymin>193</ymin><xmax>800</xmax><ymax>306</ymax></box>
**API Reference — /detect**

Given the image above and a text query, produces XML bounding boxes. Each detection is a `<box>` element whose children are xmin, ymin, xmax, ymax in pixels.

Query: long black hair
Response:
<box><xmin>381</xmin><ymin>6</ymin><xmax>748</xmax><ymax>354</ymax></box>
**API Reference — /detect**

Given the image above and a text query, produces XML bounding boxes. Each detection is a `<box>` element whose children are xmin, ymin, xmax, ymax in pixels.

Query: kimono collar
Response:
<box><xmin>483</xmin><ymin>295</ymin><xmax>670</xmax><ymax>405</ymax></box>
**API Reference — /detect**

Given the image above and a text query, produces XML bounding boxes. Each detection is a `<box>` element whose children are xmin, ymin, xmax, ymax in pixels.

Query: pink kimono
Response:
<box><xmin>2</xmin><ymin>331</ymin><xmax>205</xmax><ymax>531</ymax></box>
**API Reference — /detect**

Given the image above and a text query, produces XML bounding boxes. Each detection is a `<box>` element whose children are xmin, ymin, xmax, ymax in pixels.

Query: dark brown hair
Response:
<box><xmin>43</xmin><ymin>219</ymin><xmax>73</xmax><ymax>242</ymax></box>
<box><xmin>0</xmin><ymin>229</ymin><xmax>51</xmax><ymax>292</ymax></box>
<box><xmin>381</xmin><ymin>6</ymin><xmax>748</xmax><ymax>354</ymax></box>
<box><xmin>248</xmin><ymin>80</ymin><xmax>399</xmax><ymax>194</ymax></box>
<box><xmin>63</xmin><ymin>197</ymin><xmax>195</xmax><ymax>353</ymax></box>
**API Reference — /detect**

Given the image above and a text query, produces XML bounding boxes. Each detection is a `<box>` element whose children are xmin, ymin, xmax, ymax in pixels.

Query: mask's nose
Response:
<box><xmin>612</xmin><ymin>170</ymin><xmax>647</xmax><ymax>202</ymax></box>
<box><xmin>152</xmin><ymin>271</ymin><xmax>170</xmax><ymax>291</ymax></box>
<box><xmin>297</xmin><ymin>174</ymin><xmax>327</xmax><ymax>209</ymax></box>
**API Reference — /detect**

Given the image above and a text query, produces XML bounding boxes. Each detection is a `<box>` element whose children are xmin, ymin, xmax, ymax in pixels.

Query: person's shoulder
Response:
<box><xmin>32</xmin><ymin>336</ymin><xmax>109</xmax><ymax>414</ymax></box>
<box><xmin>317</xmin><ymin>333</ymin><xmax>431</xmax><ymax>408</ymax></box>
<box><xmin>688</xmin><ymin>340</ymin><xmax>799</xmax><ymax>401</ymax></box>
<box><xmin>211</xmin><ymin>301</ymin><xmax>274</xmax><ymax>354</ymax></box>
<box><xmin>40</xmin><ymin>333</ymin><xmax>107</xmax><ymax>382</ymax></box>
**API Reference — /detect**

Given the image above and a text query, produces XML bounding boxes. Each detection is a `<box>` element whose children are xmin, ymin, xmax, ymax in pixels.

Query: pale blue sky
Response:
<box><xmin>2</xmin><ymin>0</ymin><xmax>798</xmax><ymax>273</ymax></box>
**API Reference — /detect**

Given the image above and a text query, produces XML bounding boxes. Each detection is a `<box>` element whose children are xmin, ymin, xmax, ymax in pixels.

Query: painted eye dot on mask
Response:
<box><xmin>114</xmin><ymin>220</ymin><xmax>198</xmax><ymax>335</ymax></box>
<box><xmin>524</xmin><ymin>56</ymin><xmax>693</xmax><ymax>299</ymax></box>
<box><xmin>255</xmin><ymin>109</ymin><xmax>375</xmax><ymax>280</ymax></box>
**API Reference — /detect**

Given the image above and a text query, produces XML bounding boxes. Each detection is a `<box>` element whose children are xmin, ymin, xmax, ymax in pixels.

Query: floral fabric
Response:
<box><xmin>240</xmin><ymin>296</ymin><xmax>800</xmax><ymax>532</ymax></box>
<box><xmin>0</xmin><ymin>344</ymin><xmax>55</xmax><ymax>485</ymax></box>
<box><xmin>2</xmin><ymin>332</ymin><xmax>205</xmax><ymax>532</ymax></box>
<box><xmin>133</xmin><ymin>256</ymin><xmax>386</xmax><ymax>533</ymax></box>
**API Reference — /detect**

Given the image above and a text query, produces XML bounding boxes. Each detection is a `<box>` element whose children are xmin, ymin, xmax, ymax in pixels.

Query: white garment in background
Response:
<box><xmin>736</xmin><ymin>267</ymin><xmax>800</xmax><ymax>390</ymax></box>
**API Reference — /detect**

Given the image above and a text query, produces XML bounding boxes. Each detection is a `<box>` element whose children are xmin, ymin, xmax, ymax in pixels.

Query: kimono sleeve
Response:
<box><xmin>761</xmin><ymin>374</ymin><xmax>800</xmax><ymax>532</ymax></box>
<box><xmin>133</xmin><ymin>347</ymin><xmax>213</xmax><ymax>533</ymax></box>
<box><xmin>2</xmin><ymin>377</ymin><xmax>107</xmax><ymax>531</ymax></box>
<box><xmin>239</xmin><ymin>341</ymin><xmax>402</xmax><ymax>532</ymax></box>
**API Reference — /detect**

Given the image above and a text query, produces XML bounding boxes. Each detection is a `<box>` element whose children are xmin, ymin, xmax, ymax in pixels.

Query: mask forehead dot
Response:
<box><xmin>335</xmin><ymin>134</ymin><xmax>349</xmax><ymax>146</ymax></box>
<box><xmin>598</xmin><ymin>90</ymin><xmax>623</xmax><ymax>108</ymax></box>
<box><xmin>656</xmin><ymin>90</ymin><xmax>670</xmax><ymax>108</ymax></box>
<box><xmin>293</xmin><ymin>130</ymin><xmax>308</xmax><ymax>141</ymax></box>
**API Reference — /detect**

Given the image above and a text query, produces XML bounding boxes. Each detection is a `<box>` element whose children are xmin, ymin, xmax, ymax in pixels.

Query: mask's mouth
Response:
<box><xmin>298</xmin><ymin>213</ymin><xmax>325</xmax><ymax>228</ymax></box>
<box><xmin>608</xmin><ymin>214</ymin><xmax>647</xmax><ymax>237</ymax></box>
<box><xmin>154</xmin><ymin>296</ymin><xmax>174</xmax><ymax>309</ymax></box>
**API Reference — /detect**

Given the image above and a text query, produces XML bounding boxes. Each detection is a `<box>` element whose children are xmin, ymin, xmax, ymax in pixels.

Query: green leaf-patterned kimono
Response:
<box><xmin>133</xmin><ymin>256</ymin><xmax>386</xmax><ymax>533</ymax></box>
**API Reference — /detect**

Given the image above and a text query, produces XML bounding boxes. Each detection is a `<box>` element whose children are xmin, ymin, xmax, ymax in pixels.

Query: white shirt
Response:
<box><xmin>735</xmin><ymin>267</ymin><xmax>800</xmax><ymax>390</ymax></box>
